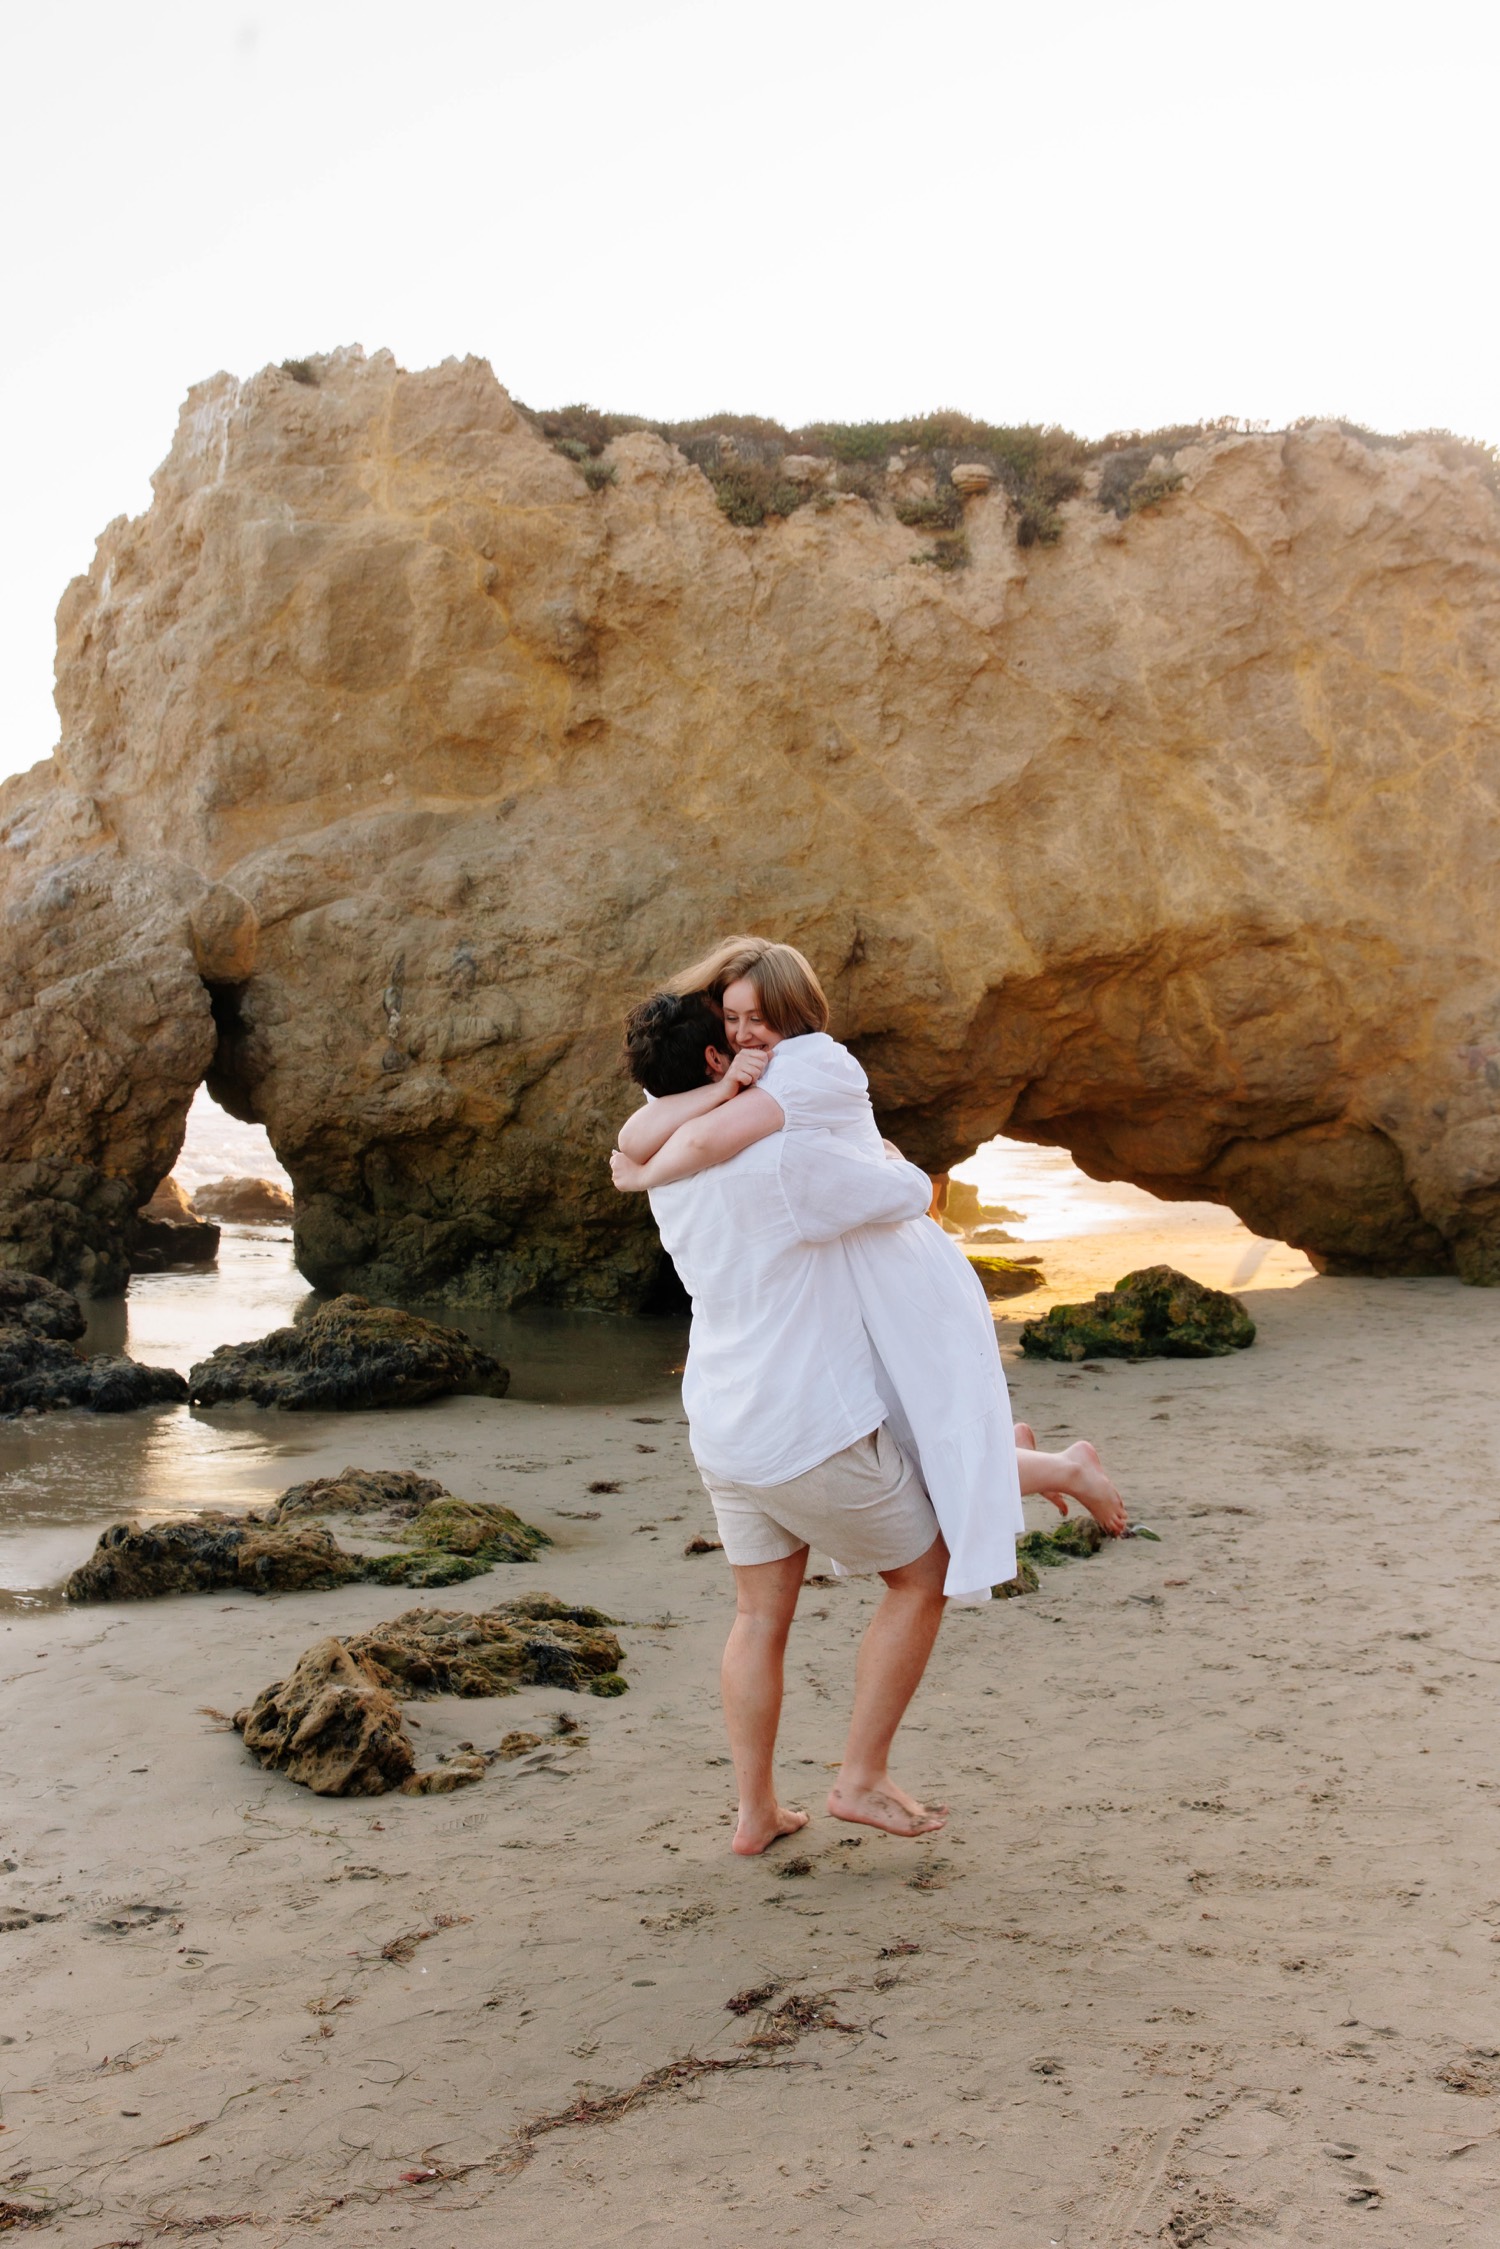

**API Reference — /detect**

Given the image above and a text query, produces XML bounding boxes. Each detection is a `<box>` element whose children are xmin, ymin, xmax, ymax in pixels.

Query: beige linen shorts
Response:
<box><xmin>698</xmin><ymin>1424</ymin><xmax>939</xmax><ymax>1575</ymax></box>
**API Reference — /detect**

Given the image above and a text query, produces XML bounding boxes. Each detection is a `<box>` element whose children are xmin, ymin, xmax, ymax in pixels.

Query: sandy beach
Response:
<box><xmin>4</xmin><ymin>1215</ymin><xmax>1499</xmax><ymax>2248</ymax></box>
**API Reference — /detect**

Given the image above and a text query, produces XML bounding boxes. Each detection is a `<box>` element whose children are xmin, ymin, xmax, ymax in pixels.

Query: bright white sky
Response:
<box><xmin>2</xmin><ymin>0</ymin><xmax>1496</xmax><ymax>783</ymax></box>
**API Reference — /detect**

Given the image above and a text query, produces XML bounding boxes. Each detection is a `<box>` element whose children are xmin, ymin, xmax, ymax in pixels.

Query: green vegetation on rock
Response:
<box><xmin>965</xmin><ymin>1251</ymin><xmax>1043</xmax><ymax>1300</ymax></box>
<box><xmin>1020</xmin><ymin>1265</ymin><xmax>1256</xmax><ymax>1361</ymax></box>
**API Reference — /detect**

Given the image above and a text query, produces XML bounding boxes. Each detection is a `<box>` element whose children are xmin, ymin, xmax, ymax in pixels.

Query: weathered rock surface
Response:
<box><xmin>192</xmin><ymin>1175</ymin><xmax>293</xmax><ymax>1223</ymax></box>
<box><xmin>1020</xmin><ymin>1265</ymin><xmax>1256</xmax><ymax>1360</ymax></box>
<box><xmin>345</xmin><ymin>1598</ymin><xmax>626</xmax><ymax>1698</ymax></box>
<box><xmin>186</xmin><ymin>1293</ymin><xmax>510</xmax><ymax>1409</ymax></box>
<box><xmin>130</xmin><ymin>1176</ymin><xmax>220</xmax><ymax>1271</ymax></box>
<box><xmin>63</xmin><ymin>1468</ymin><xmax>548</xmax><ymax>1599</ymax></box>
<box><xmin>3</xmin><ymin>350</ymin><xmax>1499</xmax><ymax>1297</ymax></box>
<box><xmin>65</xmin><ymin>1516</ymin><xmax>365</xmax><ymax>1600</ymax></box>
<box><xmin>234</xmin><ymin>1596</ymin><xmax>627</xmax><ymax>1794</ymax></box>
<box><xmin>0</xmin><ymin>1269</ymin><xmax>188</xmax><ymax>1417</ymax></box>
<box><xmin>235</xmin><ymin>1637</ymin><xmax>417</xmax><ymax>1795</ymax></box>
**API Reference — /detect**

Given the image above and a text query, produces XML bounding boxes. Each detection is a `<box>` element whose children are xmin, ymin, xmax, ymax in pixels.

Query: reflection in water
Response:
<box><xmin>3</xmin><ymin>1228</ymin><xmax>686</xmax><ymax>1607</ymax></box>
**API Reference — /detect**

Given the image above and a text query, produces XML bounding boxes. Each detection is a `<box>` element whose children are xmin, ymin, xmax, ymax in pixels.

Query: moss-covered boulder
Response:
<box><xmin>64</xmin><ymin>1472</ymin><xmax>551</xmax><ymax>1601</ymax></box>
<box><xmin>965</xmin><ymin>1252</ymin><xmax>1044</xmax><ymax>1300</ymax></box>
<box><xmin>405</xmin><ymin>1497</ymin><xmax>551</xmax><ymax>1565</ymax></box>
<box><xmin>274</xmin><ymin>1466</ymin><xmax>450</xmax><ymax>1518</ymax></box>
<box><xmin>1019</xmin><ymin>1265</ymin><xmax>1256</xmax><ymax>1361</ymax></box>
<box><xmin>65</xmin><ymin>1516</ymin><xmax>367</xmax><ymax>1600</ymax></box>
<box><xmin>345</xmin><ymin>1597</ymin><xmax>625</xmax><ymax>1700</ymax></box>
<box><xmin>234</xmin><ymin>1596</ymin><xmax>629</xmax><ymax>1795</ymax></box>
<box><xmin>187</xmin><ymin>1294</ymin><xmax>510</xmax><ymax>1410</ymax></box>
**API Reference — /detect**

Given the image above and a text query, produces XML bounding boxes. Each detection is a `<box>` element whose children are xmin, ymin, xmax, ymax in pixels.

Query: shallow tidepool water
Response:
<box><xmin>1</xmin><ymin>1229</ymin><xmax>687</xmax><ymax>1607</ymax></box>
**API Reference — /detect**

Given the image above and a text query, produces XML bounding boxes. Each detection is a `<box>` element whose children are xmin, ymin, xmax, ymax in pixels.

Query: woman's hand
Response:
<box><xmin>609</xmin><ymin>1149</ymin><xmax>648</xmax><ymax>1193</ymax></box>
<box><xmin>722</xmin><ymin>1048</ymin><xmax>768</xmax><ymax>1094</ymax></box>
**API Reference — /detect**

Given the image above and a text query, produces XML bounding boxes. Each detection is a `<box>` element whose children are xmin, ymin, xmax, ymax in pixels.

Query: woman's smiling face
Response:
<box><xmin>720</xmin><ymin>976</ymin><xmax>783</xmax><ymax>1052</ymax></box>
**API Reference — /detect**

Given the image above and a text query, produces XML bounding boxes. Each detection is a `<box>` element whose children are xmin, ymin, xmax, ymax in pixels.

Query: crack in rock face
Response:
<box><xmin>2</xmin><ymin>348</ymin><xmax>1499</xmax><ymax>1302</ymax></box>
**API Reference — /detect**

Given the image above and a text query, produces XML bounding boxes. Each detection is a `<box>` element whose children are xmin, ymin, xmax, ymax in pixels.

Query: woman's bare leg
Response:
<box><xmin>722</xmin><ymin>1548</ymin><xmax>812</xmax><ymax>1855</ymax></box>
<box><xmin>828</xmin><ymin>1535</ymin><xmax>950</xmax><ymax>1838</ymax></box>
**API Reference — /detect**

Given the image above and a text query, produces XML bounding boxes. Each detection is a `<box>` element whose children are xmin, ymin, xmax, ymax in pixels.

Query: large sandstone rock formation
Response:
<box><xmin>2</xmin><ymin>348</ymin><xmax>1498</xmax><ymax>1299</ymax></box>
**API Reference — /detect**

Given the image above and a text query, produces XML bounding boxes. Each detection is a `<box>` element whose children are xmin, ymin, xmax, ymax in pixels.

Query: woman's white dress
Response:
<box><xmin>761</xmin><ymin>1033</ymin><xmax>1023</xmax><ymax>1601</ymax></box>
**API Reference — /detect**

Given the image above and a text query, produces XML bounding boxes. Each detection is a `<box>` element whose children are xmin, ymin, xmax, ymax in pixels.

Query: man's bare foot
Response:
<box><xmin>828</xmin><ymin>1776</ymin><xmax>948</xmax><ymax>1838</ymax></box>
<box><xmin>732</xmin><ymin>1804</ymin><xmax>809</xmax><ymax>1857</ymax></box>
<box><xmin>1015</xmin><ymin>1422</ymin><xmax>1071</xmax><ymax>1519</ymax></box>
<box><xmin>1060</xmin><ymin>1440</ymin><xmax>1128</xmax><ymax>1535</ymax></box>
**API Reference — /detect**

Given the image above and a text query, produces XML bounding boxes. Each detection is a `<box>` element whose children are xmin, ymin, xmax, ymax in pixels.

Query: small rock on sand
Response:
<box><xmin>235</xmin><ymin>1598</ymin><xmax>628</xmax><ymax>1795</ymax></box>
<box><xmin>1020</xmin><ymin>1264</ymin><xmax>1256</xmax><ymax>1361</ymax></box>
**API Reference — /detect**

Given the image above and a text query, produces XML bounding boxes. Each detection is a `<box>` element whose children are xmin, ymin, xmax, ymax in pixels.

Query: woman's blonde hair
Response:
<box><xmin>665</xmin><ymin>934</ymin><xmax>830</xmax><ymax>1038</ymax></box>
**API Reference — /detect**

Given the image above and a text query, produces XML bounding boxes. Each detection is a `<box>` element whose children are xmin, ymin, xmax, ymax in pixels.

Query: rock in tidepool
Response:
<box><xmin>192</xmin><ymin>1176</ymin><xmax>294</xmax><ymax>1223</ymax></box>
<box><xmin>1019</xmin><ymin>1265</ymin><xmax>1256</xmax><ymax>1361</ymax></box>
<box><xmin>235</xmin><ymin>1637</ymin><xmax>417</xmax><ymax>1795</ymax></box>
<box><xmin>0</xmin><ymin>1269</ymin><xmax>188</xmax><ymax>1417</ymax></box>
<box><xmin>187</xmin><ymin>1294</ymin><xmax>510</xmax><ymax>1409</ymax></box>
<box><xmin>234</xmin><ymin>1596</ymin><xmax>627</xmax><ymax>1794</ymax></box>
<box><xmin>63</xmin><ymin>1469</ymin><xmax>550</xmax><ymax>1600</ymax></box>
<box><xmin>129</xmin><ymin>1178</ymin><xmax>221</xmax><ymax>1272</ymax></box>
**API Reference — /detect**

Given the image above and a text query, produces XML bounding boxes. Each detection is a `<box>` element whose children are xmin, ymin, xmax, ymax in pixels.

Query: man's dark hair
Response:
<box><xmin>624</xmin><ymin>991</ymin><xmax>724</xmax><ymax>1097</ymax></box>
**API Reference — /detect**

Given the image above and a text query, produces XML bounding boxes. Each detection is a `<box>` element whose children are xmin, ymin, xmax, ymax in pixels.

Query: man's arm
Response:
<box><xmin>615</xmin><ymin>1049</ymin><xmax>768</xmax><ymax>1160</ymax></box>
<box><xmin>779</xmin><ymin>1134</ymin><xmax>932</xmax><ymax>1243</ymax></box>
<box><xmin>611</xmin><ymin>1089</ymin><xmax>784</xmax><ymax>1191</ymax></box>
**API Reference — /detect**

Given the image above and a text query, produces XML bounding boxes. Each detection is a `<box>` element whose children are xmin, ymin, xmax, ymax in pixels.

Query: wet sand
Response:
<box><xmin>4</xmin><ymin>1223</ymin><xmax>1499</xmax><ymax>2246</ymax></box>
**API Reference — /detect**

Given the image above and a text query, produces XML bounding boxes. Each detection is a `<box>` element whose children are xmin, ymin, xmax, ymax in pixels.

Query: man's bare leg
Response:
<box><xmin>828</xmin><ymin>1534</ymin><xmax>950</xmax><ymax>1839</ymax></box>
<box><xmin>722</xmin><ymin>1547</ymin><xmax>813</xmax><ymax>1856</ymax></box>
<box><xmin>1014</xmin><ymin>1425</ymin><xmax>1128</xmax><ymax>1535</ymax></box>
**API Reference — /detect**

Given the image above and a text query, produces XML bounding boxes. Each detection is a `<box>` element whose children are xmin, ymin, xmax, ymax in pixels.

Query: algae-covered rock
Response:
<box><xmin>965</xmin><ymin>1252</ymin><xmax>1043</xmax><ymax>1300</ymax></box>
<box><xmin>187</xmin><ymin>1294</ymin><xmax>510</xmax><ymax>1410</ymax></box>
<box><xmin>64</xmin><ymin>1476</ymin><xmax>551</xmax><ymax>1601</ymax></box>
<box><xmin>273</xmin><ymin>1466</ymin><xmax>449</xmax><ymax>1519</ymax></box>
<box><xmin>406</xmin><ymin>1497</ymin><xmax>551</xmax><ymax>1565</ymax></box>
<box><xmin>995</xmin><ymin>1558</ymin><xmax>1040</xmax><ymax>1598</ymax></box>
<box><xmin>64</xmin><ymin>1516</ymin><xmax>368</xmax><ymax>1601</ymax></box>
<box><xmin>235</xmin><ymin>1595</ymin><xmax>629</xmax><ymax>1796</ymax></box>
<box><xmin>1019</xmin><ymin>1265</ymin><xmax>1255</xmax><ymax>1361</ymax></box>
<box><xmin>234</xmin><ymin>1637</ymin><xmax>416</xmax><ymax>1795</ymax></box>
<box><xmin>1</xmin><ymin>1269</ymin><xmax>189</xmax><ymax>1417</ymax></box>
<box><xmin>1049</xmin><ymin>1513</ymin><xmax>1106</xmax><ymax>1558</ymax></box>
<box><xmin>345</xmin><ymin>1598</ymin><xmax>625</xmax><ymax>1699</ymax></box>
<box><xmin>1016</xmin><ymin>1517</ymin><xmax>1107</xmax><ymax>1571</ymax></box>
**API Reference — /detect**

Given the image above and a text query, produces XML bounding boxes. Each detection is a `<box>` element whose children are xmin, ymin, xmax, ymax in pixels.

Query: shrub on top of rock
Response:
<box><xmin>1019</xmin><ymin>1265</ymin><xmax>1255</xmax><ymax>1361</ymax></box>
<box><xmin>187</xmin><ymin>1294</ymin><xmax>510</xmax><ymax>1409</ymax></box>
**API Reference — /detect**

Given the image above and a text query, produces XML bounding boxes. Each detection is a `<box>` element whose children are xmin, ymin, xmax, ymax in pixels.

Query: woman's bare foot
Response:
<box><xmin>1015</xmin><ymin>1422</ymin><xmax>1071</xmax><ymax>1518</ymax></box>
<box><xmin>1059</xmin><ymin>1440</ymin><xmax>1128</xmax><ymax>1535</ymax></box>
<box><xmin>732</xmin><ymin>1803</ymin><xmax>809</xmax><ymax>1857</ymax></box>
<box><xmin>828</xmin><ymin>1775</ymin><xmax>948</xmax><ymax>1838</ymax></box>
